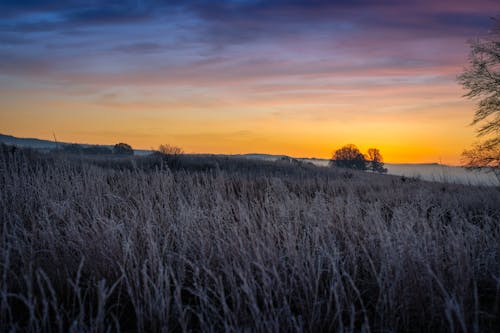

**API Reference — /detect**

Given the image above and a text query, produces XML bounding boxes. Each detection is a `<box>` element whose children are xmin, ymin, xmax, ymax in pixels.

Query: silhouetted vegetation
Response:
<box><xmin>158</xmin><ymin>143</ymin><xmax>184</xmax><ymax>156</ymax></box>
<box><xmin>330</xmin><ymin>144</ymin><xmax>367</xmax><ymax>170</ymax></box>
<box><xmin>463</xmin><ymin>139</ymin><xmax>500</xmax><ymax>180</ymax></box>
<box><xmin>113</xmin><ymin>142</ymin><xmax>134</xmax><ymax>155</ymax></box>
<box><xmin>366</xmin><ymin>147</ymin><xmax>388</xmax><ymax>173</ymax></box>
<box><xmin>84</xmin><ymin>145</ymin><xmax>113</xmax><ymax>155</ymax></box>
<box><xmin>61</xmin><ymin>143</ymin><xmax>84</xmax><ymax>154</ymax></box>
<box><xmin>458</xmin><ymin>18</ymin><xmax>499</xmax><ymax>177</ymax></box>
<box><xmin>330</xmin><ymin>144</ymin><xmax>387</xmax><ymax>173</ymax></box>
<box><xmin>61</xmin><ymin>143</ymin><xmax>112</xmax><ymax>155</ymax></box>
<box><xmin>1</xmin><ymin>145</ymin><xmax>499</xmax><ymax>332</ymax></box>
<box><xmin>156</xmin><ymin>144</ymin><xmax>184</xmax><ymax>168</ymax></box>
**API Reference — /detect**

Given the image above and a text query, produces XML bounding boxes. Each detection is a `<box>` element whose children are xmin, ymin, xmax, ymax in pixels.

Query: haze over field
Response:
<box><xmin>250</xmin><ymin>155</ymin><xmax>500</xmax><ymax>186</ymax></box>
<box><xmin>2</xmin><ymin>132</ymin><xmax>498</xmax><ymax>186</ymax></box>
<box><xmin>1</xmin><ymin>0</ymin><xmax>498</xmax><ymax>164</ymax></box>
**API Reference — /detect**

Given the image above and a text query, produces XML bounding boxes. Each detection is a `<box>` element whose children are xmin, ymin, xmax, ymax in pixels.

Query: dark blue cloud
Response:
<box><xmin>112</xmin><ymin>42</ymin><xmax>165</xmax><ymax>54</ymax></box>
<box><xmin>1</xmin><ymin>0</ymin><xmax>496</xmax><ymax>39</ymax></box>
<box><xmin>0</xmin><ymin>0</ymin><xmax>497</xmax><ymax>85</ymax></box>
<box><xmin>1</xmin><ymin>1</ymin><xmax>156</xmax><ymax>32</ymax></box>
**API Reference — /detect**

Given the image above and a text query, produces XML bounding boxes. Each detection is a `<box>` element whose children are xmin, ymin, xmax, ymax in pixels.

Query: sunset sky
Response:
<box><xmin>1</xmin><ymin>1</ymin><xmax>498</xmax><ymax>164</ymax></box>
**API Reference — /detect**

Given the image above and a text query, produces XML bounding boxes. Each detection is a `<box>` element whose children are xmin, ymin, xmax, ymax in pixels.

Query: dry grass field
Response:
<box><xmin>1</xmin><ymin>145</ymin><xmax>499</xmax><ymax>332</ymax></box>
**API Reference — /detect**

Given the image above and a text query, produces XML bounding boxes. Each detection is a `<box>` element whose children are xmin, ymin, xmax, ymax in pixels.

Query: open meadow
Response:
<box><xmin>1</xmin><ymin>145</ymin><xmax>499</xmax><ymax>332</ymax></box>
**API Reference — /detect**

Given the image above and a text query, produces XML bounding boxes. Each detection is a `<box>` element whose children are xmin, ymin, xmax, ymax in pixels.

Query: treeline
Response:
<box><xmin>330</xmin><ymin>144</ymin><xmax>387</xmax><ymax>173</ymax></box>
<box><xmin>60</xmin><ymin>142</ymin><xmax>134</xmax><ymax>155</ymax></box>
<box><xmin>59</xmin><ymin>142</ymin><xmax>388</xmax><ymax>175</ymax></box>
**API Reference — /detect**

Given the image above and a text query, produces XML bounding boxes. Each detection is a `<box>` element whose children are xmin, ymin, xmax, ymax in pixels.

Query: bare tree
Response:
<box><xmin>158</xmin><ymin>144</ymin><xmax>184</xmax><ymax>156</ymax></box>
<box><xmin>458</xmin><ymin>18</ymin><xmax>499</xmax><ymax>173</ymax></box>
<box><xmin>366</xmin><ymin>148</ymin><xmax>387</xmax><ymax>173</ymax></box>
<box><xmin>462</xmin><ymin>137</ymin><xmax>500</xmax><ymax>179</ymax></box>
<box><xmin>157</xmin><ymin>144</ymin><xmax>184</xmax><ymax>168</ymax></box>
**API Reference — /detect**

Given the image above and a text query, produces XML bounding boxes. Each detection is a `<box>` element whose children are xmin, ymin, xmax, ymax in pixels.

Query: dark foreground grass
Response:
<box><xmin>1</xmin><ymin>145</ymin><xmax>499</xmax><ymax>332</ymax></box>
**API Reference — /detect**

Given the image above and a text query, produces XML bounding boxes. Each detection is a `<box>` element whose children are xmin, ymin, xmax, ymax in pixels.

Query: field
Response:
<box><xmin>1</xmin><ymin>145</ymin><xmax>499</xmax><ymax>332</ymax></box>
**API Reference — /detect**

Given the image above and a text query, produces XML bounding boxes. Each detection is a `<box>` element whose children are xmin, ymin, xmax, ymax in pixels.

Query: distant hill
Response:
<box><xmin>0</xmin><ymin>133</ymin><xmax>441</xmax><ymax>166</ymax></box>
<box><xmin>1</xmin><ymin>133</ymin><xmax>497</xmax><ymax>185</ymax></box>
<box><xmin>0</xmin><ymin>133</ymin><xmax>60</xmax><ymax>150</ymax></box>
<box><xmin>0</xmin><ymin>133</ymin><xmax>152</xmax><ymax>155</ymax></box>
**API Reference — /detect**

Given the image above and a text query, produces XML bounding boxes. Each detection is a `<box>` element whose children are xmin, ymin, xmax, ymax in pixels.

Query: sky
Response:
<box><xmin>0</xmin><ymin>0</ymin><xmax>498</xmax><ymax>164</ymax></box>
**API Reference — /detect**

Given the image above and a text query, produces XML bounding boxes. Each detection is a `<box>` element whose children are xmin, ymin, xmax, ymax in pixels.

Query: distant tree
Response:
<box><xmin>366</xmin><ymin>148</ymin><xmax>387</xmax><ymax>173</ymax></box>
<box><xmin>113</xmin><ymin>143</ymin><xmax>134</xmax><ymax>155</ymax></box>
<box><xmin>458</xmin><ymin>18</ymin><xmax>499</xmax><ymax>173</ymax></box>
<box><xmin>330</xmin><ymin>144</ymin><xmax>367</xmax><ymax>170</ymax></box>
<box><xmin>158</xmin><ymin>144</ymin><xmax>184</xmax><ymax>156</ymax></box>
<box><xmin>157</xmin><ymin>144</ymin><xmax>184</xmax><ymax>168</ymax></box>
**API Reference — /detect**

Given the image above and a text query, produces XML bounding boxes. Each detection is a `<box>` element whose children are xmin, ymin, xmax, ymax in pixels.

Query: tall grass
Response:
<box><xmin>1</xmin><ymin>146</ymin><xmax>499</xmax><ymax>332</ymax></box>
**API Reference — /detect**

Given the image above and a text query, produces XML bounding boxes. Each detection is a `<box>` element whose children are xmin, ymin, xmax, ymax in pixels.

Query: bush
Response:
<box><xmin>113</xmin><ymin>142</ymin><xmax>134</xmax><ymax>155</ymax></box>
<box><xmin>158</xmin><ymin>144</ymin><xmax>184</xmax><ymax>156</ymax></box>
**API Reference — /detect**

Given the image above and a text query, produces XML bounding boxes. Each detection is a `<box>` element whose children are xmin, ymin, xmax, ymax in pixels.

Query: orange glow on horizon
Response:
<box><xmin>0</xmin><ymin>71</ymin><xmax>477</xmax><ymax>165</ymax></box>
<box><xmin>0</xmin><ymin>2</ymin><xmax>490</xmax><ymax>165</ymax></box>
<box><xmin>0</xmin><ymin>92</ymin><xmax>476</xmax><ymax>165</ymax></box>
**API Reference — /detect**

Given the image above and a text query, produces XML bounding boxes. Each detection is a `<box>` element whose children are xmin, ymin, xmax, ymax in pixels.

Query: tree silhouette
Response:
<box><xmin>157</xmin><ymin>144</ymin><xmax>184</xmax><ymax>168</ymax></box>
<box><xmin>113</xmin><ymin>143</ymin><xmax>134</xmax><ymax>155</ymax></box>
<box><xmin>458</xmin><ymin>18</ymin><xmax>499</xmax><ymax>174</ymax></box>
<box><xmin>158</xmin><ymin>144</ymin><xmax>184</xmax><ymax>156</ymax></box>
<box><xmin>366</xmin><ymin>148</ymin><xmax>387</xmax><ymax>173</ymax></box>
<box><xmin>330</xmin><ymin>144</ymin><xmax>367</xmax><ymax>170</ymax></box>
<box><xmin>462</xmin><ymin>139</ymin><xmax>500</xmax><ymax>179</ymax></box>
